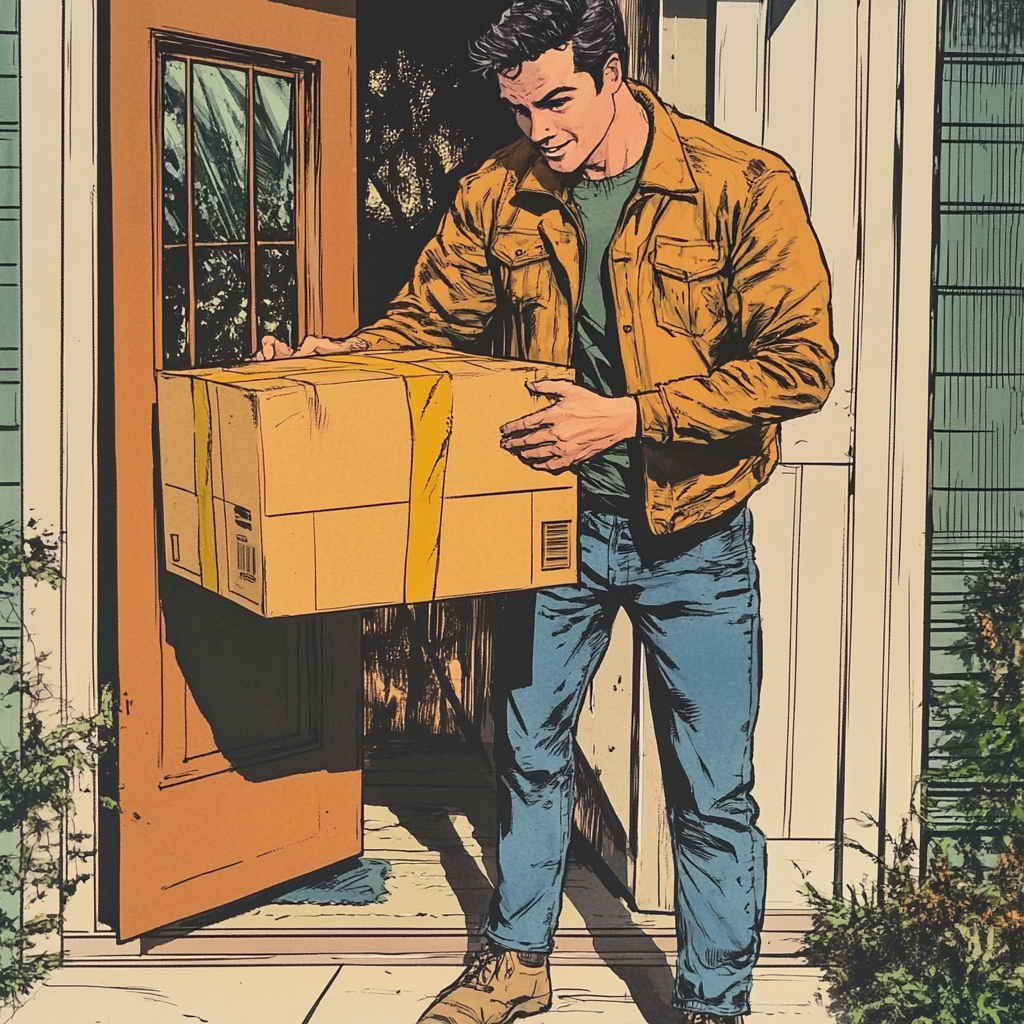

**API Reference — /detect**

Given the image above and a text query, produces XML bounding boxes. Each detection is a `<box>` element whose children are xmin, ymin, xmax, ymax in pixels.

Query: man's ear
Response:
<box><xmin>603</xmin><ymin>53</ymin><xmax>624</xmax><ymax>91</ymax></box>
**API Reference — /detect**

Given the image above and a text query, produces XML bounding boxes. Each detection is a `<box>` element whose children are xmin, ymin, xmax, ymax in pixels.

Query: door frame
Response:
<box><xmin>21</xmin><ymin>0</ymin><xmax>104</xmax><ymax>938</ymax></box>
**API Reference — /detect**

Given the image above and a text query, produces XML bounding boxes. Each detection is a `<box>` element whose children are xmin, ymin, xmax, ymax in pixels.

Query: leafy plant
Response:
<box><xmin>927</xmin><ymin>545</ymin><xmax>1024</xmax><ymax>857</ymax></box>
<box><xmin>0</xmin><ymin>520</ymin><xmax>114</xmax><ymax>1005</ymax></box>
<box><xmin>802</xmin><ymin>823</ymin><xmax>1024</xmax><ymax>1024</ymax></box>
<box><xmin>802</xmin><ymin>546</ymin><xmax>1024</xmax><ymax>1021</ymax></box>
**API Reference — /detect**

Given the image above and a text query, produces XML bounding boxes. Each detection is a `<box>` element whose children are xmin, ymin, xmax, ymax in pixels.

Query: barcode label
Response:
<box><xmin>236</xmin><ymin>534</ymin><xmax>257</xmax><ymax>583</ymax></box>
<box><xmin>541</xmin><ymin>519</ymin><xmax>572</xmax><ymax>571</ymax></box>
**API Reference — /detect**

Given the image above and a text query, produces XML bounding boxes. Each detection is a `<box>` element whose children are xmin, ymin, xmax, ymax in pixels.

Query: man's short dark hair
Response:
<box><xmin>468</xmin><ymin>0</ymin><xmax>629</xmax><ymax>92</ymax></box>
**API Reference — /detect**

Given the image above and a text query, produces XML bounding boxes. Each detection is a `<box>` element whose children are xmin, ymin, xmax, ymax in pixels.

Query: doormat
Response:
<box><xmin>273</xmin><ymin>857</ymin><xmax>392</xmax><ymax>906</ymax></box>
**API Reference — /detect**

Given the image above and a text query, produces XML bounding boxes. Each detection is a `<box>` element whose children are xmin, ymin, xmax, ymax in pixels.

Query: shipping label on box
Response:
<box><xmin>157</xmin><ymin>349</ymin><xmax>579</xmax><ymax>616</ymax></box>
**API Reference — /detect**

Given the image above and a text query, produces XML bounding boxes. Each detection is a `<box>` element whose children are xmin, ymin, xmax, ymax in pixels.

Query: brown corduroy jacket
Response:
<box><xmin>354</xmin><ymin>83</ymin><xmax>838</xmax><ymax>535</ymax></box>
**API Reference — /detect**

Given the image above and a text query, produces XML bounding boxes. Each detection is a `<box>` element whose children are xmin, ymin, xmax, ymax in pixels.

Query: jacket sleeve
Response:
<box><xmin>351</xmin><ymin>177</ymin><xmax>499</xmax><ymax>352</ymax></box>
<box><xmin>637</xmin><ymin>169</ymin><xmax>838</xmax><ymax>444</ymax></box>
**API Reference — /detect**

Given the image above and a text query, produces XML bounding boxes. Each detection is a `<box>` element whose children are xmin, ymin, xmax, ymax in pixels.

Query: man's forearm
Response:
<box><xmin>635</xmin><ymin>343</ymin><xmax>834</xmax><ymax>445</ymax></box>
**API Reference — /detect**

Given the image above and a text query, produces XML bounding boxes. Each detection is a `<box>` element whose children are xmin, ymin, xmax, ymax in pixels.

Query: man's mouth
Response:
<box><xmin>540</xmin><ymin>141</ymin><xmax>570</xmax><ymax>158</ymax></box>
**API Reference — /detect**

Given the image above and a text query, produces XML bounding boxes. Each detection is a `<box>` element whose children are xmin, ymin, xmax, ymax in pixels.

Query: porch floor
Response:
<box><xmin>47</xmin><ymin>745</ymin><xmax>833</xmax><ymax>1020</ymax></box>
<box><xmin>188</xmin><ymin>743</ymin><xmax>678</xmax><ymax>938</ymax></box>
<box><xmin>67</xmin><ymin>744</ymin><xmax>812</xmax><ymax>964</ymax></box>
<box><xmin>5</xmin><ymin>963</ymin><xmax>834</xmax><ymax>1023</ymax></box>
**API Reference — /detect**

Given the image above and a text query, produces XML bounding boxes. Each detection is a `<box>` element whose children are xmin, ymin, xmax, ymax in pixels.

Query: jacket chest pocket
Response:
<box><xmin>651</xmin><ymin>237</ymin><xmax>728</xmax><ymax>339</ymax></box>
<box><xmin>491</xmin><ymin>231</ymin><xmax>553</xmax><ymax>306</ymax></box>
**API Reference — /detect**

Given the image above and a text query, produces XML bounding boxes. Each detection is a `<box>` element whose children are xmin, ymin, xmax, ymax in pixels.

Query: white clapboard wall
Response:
<box><xmin>575</xmin><ymin>0</ymin><xmax>938</xmax><ymax>914</ymax></box>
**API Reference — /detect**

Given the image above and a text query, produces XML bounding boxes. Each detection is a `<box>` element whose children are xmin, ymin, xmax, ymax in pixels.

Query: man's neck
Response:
<box><xmin>579</xmin><ymin>85</ymin><xmax>650</xmax><ymax>181</ymax></box>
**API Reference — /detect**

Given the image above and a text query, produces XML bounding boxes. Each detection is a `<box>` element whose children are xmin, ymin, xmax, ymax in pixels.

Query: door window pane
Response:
<box><xmin>257</xmin><ymin>246</ymin><xmax>298</xmax><ymax>349</ymax></box>
<box><xmin>192</xmin><ymin>63</ymin><xmax>249</xmax><ymax>244</ymax></box>
<box><xmin>162</xmin><ymin>246</ymin><xmax>190</xmax><ymax>369</ymax></box>
<box><xmin>255</xmin><ymin>74</ymin><xmax>296</xmax><ymax>241</ymax></box>
<box><xmin>162</xmin><ymin>59</ymin><xmax>188</xmax><ymax>244</ymax></box>
<box><xmin>194</xmin><ymin>247</ymin><xmax>251</xmax><ymax>367</ymax></box>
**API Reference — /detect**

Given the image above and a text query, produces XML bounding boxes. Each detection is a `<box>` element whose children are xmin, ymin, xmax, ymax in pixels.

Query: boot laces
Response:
<box><xmin>461</xmin><ymin>950</ymin><xmax>515</xmax><ymax>992</ymax></box>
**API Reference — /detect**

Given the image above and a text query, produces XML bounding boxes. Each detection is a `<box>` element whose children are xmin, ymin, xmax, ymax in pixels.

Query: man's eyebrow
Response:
<box><xmin>536</xmin><ymin>86</ymin><xmax>576</xmax><ymax>105</ymax></box>
<box><xmin>505</xmin><ymin>85</ymin><xmax>577</xmax><ymax>110</ymax></box>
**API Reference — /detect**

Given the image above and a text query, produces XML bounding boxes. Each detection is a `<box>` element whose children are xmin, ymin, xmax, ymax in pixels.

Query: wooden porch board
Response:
<box><xmin>62</xmin><ymin>914</ymin><xmax>813</xmax><ymax>967</ymax></box>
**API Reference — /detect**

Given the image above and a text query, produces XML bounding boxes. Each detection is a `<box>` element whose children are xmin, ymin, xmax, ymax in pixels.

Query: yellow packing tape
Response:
<box><xmin>402</xmin><ymin>371</ymin><xmax>453</xmax><ymax>603</ymax></box>
<box><xmin>192</xmin><ymin>379</ymin><xmax>219</xmax><ymax>593</ymax></box>
<box><xmin>314</xmin><ymin>353</ymin><xmax>454</xmax><ymax>604</ymax></box>
<box><xmin>186</xmin><ymin>350</ymin><xmax>455</xmax><ymax>606</ymax></box>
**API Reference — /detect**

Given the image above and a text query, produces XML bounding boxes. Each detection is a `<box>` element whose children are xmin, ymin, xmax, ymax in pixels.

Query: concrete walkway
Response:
<box><xmin>6</xmin><ymin>963</ymin><xmax>834</xmax><ymax>1023</ymax></box>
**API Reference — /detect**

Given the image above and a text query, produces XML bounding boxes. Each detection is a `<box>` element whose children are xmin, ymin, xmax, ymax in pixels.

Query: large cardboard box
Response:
<box><xmin>157</xmin><ymin>349</ymin><xmax>578</xmax><ymax>616</ymax></box>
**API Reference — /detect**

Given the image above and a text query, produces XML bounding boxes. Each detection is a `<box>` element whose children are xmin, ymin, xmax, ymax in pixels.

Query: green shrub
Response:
<box><xmin>0</xmin><ymin>521</ymin><xmax>113</xmax><ymax>1005</ymax></box>
<box><xmin>803</xmin><ymin>823</ymin><xmax>1024</xmax><ymax>1023</ymax></box>
<box><xmin>928</xmin><ymin>545</ymin><xmax>1024</xmax><ymax>856</ymax></box>
<box><xmin>802</xmin><ymin>546</ymin><xmax>1024</xmax><ymax>1022</ymax></box>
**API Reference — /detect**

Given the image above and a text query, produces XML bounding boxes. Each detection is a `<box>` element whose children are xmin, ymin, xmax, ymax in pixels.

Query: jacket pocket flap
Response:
<box><xmin>652</xmin><ymin>238</ymin><xmax>724</xmax><ymax>280</ymax></box>
<box><xmin>491</xmin><ymin>231</ymin><xmax>549</xmax><ymax>267</ymax></box>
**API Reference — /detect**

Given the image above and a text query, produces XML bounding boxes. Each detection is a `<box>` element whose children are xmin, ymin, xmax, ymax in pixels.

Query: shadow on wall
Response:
<box><xmin>367</xmin><ymin>746</ymin><xmax>682</xmax><ymax>1024</ymax></box>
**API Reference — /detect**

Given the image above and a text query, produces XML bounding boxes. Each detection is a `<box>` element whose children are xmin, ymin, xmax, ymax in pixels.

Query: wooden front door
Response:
<box><xmin>109</xmin><ymin>0</ymin><xmax>361</xmax><ymax>940</ymax></box>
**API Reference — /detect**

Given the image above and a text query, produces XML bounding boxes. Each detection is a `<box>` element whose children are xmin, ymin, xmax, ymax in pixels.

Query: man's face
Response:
<box><xmin>497</xmin><ymin>43</ymin><xmax>621</xmax><ymax>174</ymax></box>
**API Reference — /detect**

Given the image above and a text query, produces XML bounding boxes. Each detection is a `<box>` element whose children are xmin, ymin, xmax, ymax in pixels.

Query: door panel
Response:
<box><xmin>110</xmin><ymin>0</ymin><xmax>360</xmax><ymax>939</ymax></box>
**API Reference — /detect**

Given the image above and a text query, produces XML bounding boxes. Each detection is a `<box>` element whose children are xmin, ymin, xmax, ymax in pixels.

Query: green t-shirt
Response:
<box><xmin>570</xmin><ymin>160</ymin><xmax>643</xmax><ymax>505</ymax></box>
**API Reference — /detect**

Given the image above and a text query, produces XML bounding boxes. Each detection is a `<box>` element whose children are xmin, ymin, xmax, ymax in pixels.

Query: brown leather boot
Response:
<box><xmin>417</xmin><ymin>948</ymin><xmax>552</xmax><ymax>1024</ymax></box>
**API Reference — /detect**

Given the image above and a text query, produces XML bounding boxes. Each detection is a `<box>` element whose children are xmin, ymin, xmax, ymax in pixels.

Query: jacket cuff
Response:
<box><xmin>637</xmin><ymin>389</ymin><xmax>673</xmax><ymax>444</ymax></box>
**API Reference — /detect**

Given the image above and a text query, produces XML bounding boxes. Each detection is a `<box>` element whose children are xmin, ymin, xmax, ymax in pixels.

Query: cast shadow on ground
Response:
<box><xmin>372</xmin><ymin>743</ymin><xmax>680</xmax><ymax>1024</ymax></box>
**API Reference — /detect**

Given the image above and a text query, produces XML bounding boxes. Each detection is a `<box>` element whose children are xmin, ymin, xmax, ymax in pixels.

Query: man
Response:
<box><xmin>260</xmin><ymin>2</ymin><xmax>835</xmax><ymax>1020</ymax></box>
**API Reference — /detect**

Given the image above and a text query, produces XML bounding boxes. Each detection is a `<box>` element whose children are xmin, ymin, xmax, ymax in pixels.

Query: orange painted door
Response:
<box><xmin>109</xmin><ymin>0</ymin><xmax>362</xmax><ymax>939</ymax></box>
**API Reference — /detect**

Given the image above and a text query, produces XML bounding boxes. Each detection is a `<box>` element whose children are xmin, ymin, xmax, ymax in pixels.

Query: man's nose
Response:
<box><xmin>529</xmin><ymin>112</ymin><xmax>556</xmax><ymax>144</ymax></box>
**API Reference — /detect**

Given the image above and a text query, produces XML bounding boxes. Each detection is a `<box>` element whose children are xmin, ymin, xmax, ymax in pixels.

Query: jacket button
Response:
<box><xmin>622</xmin><ymin>325</ymin><xmax>633</xmax><ymax>333</ymax></box>
<box><xmin>515</xmin><ymin>249</ymin><xmax>524</xmax><ymax>257</ymax></box>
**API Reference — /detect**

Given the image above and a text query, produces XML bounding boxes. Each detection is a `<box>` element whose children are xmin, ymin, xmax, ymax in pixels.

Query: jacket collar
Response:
<box><xmin>516</xmin><ymin>81</ymin><xmax>698</xmax><ymax>200</ymax></box>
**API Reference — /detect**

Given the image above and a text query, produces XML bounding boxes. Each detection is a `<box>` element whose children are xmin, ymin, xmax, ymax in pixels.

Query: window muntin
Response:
<box><xmin>159</xmin><ymin>44</ymin><xmax>305</xmax><ymax>370</ymax></box>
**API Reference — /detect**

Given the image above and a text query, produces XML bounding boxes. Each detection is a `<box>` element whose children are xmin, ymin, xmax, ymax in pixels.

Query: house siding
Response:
<box><xmin>0</xmin><ymin>0</ymin><xmax>19</xmax><ymax>953</ymax></box>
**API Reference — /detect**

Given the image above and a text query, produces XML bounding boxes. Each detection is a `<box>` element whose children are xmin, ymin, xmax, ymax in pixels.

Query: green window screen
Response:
<box><xmin>927</xmin><ymin>0</ymin><xmax>1024</xmax><ymax>836</ymax></box>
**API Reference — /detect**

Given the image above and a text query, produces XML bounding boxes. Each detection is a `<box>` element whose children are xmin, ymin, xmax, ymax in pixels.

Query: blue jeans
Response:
<box><xmin>483</xmin><ymin>504</ymin><xmax>766</xmax><ymax>1017</ymax></box>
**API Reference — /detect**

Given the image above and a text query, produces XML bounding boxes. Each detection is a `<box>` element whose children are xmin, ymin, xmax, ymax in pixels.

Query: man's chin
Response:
<box><xmin>540</xmin><ymin>149</ymin><xmax>581</xmax><ymax>173</ymax></box>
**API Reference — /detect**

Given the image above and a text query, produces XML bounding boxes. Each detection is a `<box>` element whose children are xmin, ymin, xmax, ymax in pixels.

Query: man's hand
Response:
<box><xmin>253</xmin><ymin>333</ymin><xmax>370</xmax><ymax>361</ymax></box>
<box><xmin>500</xmin><ymin>379</ymin><xmax>639</xmax><ymax>472</ymax></box>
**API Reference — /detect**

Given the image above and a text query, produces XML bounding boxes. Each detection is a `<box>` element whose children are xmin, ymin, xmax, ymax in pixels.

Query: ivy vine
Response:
<box><xmin>0</xmin><ymin>520</ymin><xmax>113</xmax><ymax>1005</ymax></box>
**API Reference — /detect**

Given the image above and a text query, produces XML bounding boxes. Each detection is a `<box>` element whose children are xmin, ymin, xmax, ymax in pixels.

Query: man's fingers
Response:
<box><xmin>527</xmin><ymin>377</ymin><xmax>573</xmax><ymax>397</ymax></box>
<box><xmin>295</xmin><ymin>334</ymin><xmax>370</xmax><ymax>357</ymax></box>
<box><xmin>295</xmin><ymin>334</ymin><xmax>328</xmax><ymax>357</ymax></box>
<box><xmin>335</xmin><ymin>337</ymin><xmax>370</xmax><ymax>354</ymax></box>
<box><xmin>516</xmin><ymin>449</ymin><xmax>572</xmax><ymax>472</ymax></box>
<box><xmin>500</xmin><ymin>409</ymin><xmax>556</xmax><ymax>438</ymax></box>
<box><xmin>501</xmin><ymin>428</ymin><xmax>558</xmax><ymax>452</ymax></box>
<box><xmin>515</xmin><ymin>445</ymin><xmax>561</xmax><ymax>463</ymax></box>
<box><xmin>499</xmin><ymin>379</ymin><xmax>574</xmax><ymax>435</ymax></box>
<box><xmin>253</xmin><ymin>334</ymin><xmax>283</xmax><ymax>362</ymax></box>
